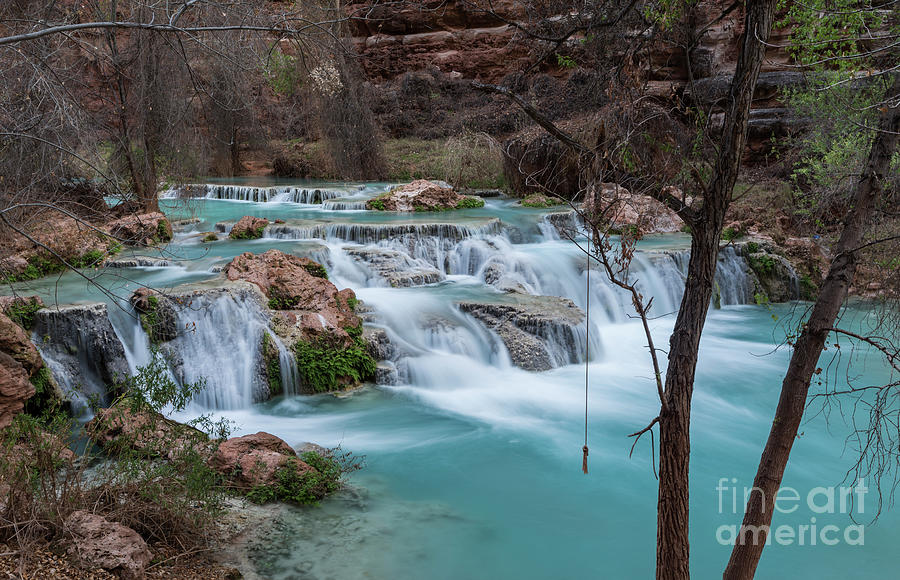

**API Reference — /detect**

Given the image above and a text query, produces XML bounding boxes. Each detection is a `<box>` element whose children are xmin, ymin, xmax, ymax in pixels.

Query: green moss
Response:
<box><xmin>799</xmin><ymin>274</ymin><xmax>818</xmax><ymax>301</ymax></box>
<box><xmin>246</xmin><ymin>452</ymin><xmax>342</xmax><ymax>505</ymax></box>
<box><xmin>70</xmin><ymin>249</ymin><xmax>106</xmax><ymax>268</ymax></box>
<box><xmin>293</xmin><ymin>332</ymin><xmax>376</xmax><ymax>393</ymax></box>
<box><xmin>261</xmin><ymin>332</ymin><xmax>283</xmax><ymax>397</ymax></box>
<box><xmin>521</xmin><ymin>198</ymin><xmax>554</xmax><ymax>208</ymax></box>
<box><xmin>748</xmin><ymin>254</ymin><xmax>777</xmax><ymax>277</ymax></box>
<box><xmin>154</xmin><ymin>219</ymin><xmax>173</xmax><ymax>243</ymax></box>
<box><xmin>229</xmin><ymin>226</ymin><xmax>266</xmax><ymax>240</ymax></box>
<box><xmin>25</xmin><ymin>366</ymin><xmax>60</xmax><ymax>417</ymax></box>
<box><xmin>3</xmin><ymin>297</ymin><xmax>43</xmax><ymax>330</ymax></box>
<box><xmin>346</xmin><ymin>297</ymin><xmax>358</xmax><ymax>311</ymax></box>
<box><xmin>721</xmin><ymin>227</ymin><xmax>742</xmax><ymax>242</ymax></box>
<box><xmin>267</xmin><ymin>292</ymin><xmax>299</xmax><ymax>311</ymax></box>
<box><xmin>455</xmin><ymin>196</ymin><xmax>485</xmax><ymax>210</ymax></box>
<box><xmin>139</xmin><ymin>295</ymin><xmax>160</xmax><ymax>343</ymax></box>
<box><xmin>303</xmin><ymin>263</ymin><xmax>328</xmax><ymax>279</ymax></box>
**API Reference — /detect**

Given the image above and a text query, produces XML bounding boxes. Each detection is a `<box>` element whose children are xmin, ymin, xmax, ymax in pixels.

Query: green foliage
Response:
<box><xmin>778</xmin><ymin>0</ymin><xmax>888</xmax><ymax>72</ymax></box>
<box><xmin>139</xmin><ymin>295</ymin><xmax>160</xmax><ymax>341</ymax></box>
<box><xmin>25</xmin><ymin>366</ymin><xmax>60</xmax><ymax>417</ymax></box>
<box><xmin>202</xmin><ymin>232</ymin><xmax>218</xmax><ymax>243</ymax></box>
<box><xmin>228</xmin><ymin>226</ymin><xmax>266</xmax><ymax>240</ymax></box>
<box><xmin>70</xmin><ymin>249</ymin><xmax>106</xmax><ymax>268</ymax></box>
<box><xmin>556</xmin><ymin>54</ymin><xmax>577</xmax><ymax>69</ymax></box>
<box><xmin>265</xmin><ymin>49</ymin><xmax>299</xmax><ymax>96</ymax></box>
<box><xmin>293</xmin><ymin>331</ymin><xmax>376</xmax><ymax>393</ymax></box>
<box><xmin>3</xmin><ymin>297</ymin><xmax>43</xmax><ymax>330</ymax></box>
<box><xmin>799</xmin><ymin>274</ymin><xmax>818</xmax><ymax>301</ymax></box>
<box><xmin>346</xmin><ymin>296</ymin><xmax>358</xmax><ymax>311</ymax></box>
<box><xmin>368</xmin><ymin>198</ymin><xmax>386</xmax><ymax>211</ymax></box>
<box><xmin>262</xmin><ymin>332</ymin><xmax>283</xmax><ymax>397</ymax></box>
<box><xmin>721</xmin><ymin>227</ymin><xmax>742</xmax><ymax>242</ymax></box>
<box><xmin>267</xmin><ymin>291</ymin><xmax>299</xmax><ymax>310</ymax></box>
<box><xmin>748</xmin><ymin>254</ymin><xmax>777</xmax><ymax>277</ymax></box>
<box><xmin>454</xmin><ymin>196</ymin><xmax>485</xmax><ymax>210</ymax></box>
<box><xmin>303</xmin><ymin>263</ymin><xmax>329</xmax><ymax>279</ymax></box>
<box><xmin>521</xmin><ymin>197</ymin><xmax>556</xmax><ymax>209</ymax></box>
<box><xmin>745</xmin><ymin>241</ymin><xmax>761</xmax><ymax>254</ymax></box>
<box><xmin>154</xmin><ymin>219</ymin><xmax>173</xmax><ymax>243</ymax></box>
<box><xmin>246</xmin><ymin>451</ymin><xmax>346</xmax><ymax>506</ymax></box>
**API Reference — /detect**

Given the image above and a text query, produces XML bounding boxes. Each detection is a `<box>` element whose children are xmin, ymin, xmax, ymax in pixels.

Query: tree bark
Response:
<box><xmin>723</xmin><ymin>74</ymin><xmax>900</xmax><ymax>580</ymax></box>
<box><xmin>656</xmin><ymin>2</ymin><xmax>778</xmax><ymax>578</ymax></box>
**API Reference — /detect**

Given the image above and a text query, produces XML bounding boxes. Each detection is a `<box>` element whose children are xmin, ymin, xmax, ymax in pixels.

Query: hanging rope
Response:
<box><xmin>582</xmin><ymin>239</ymin><xmax>590</xmax><ymax>475</ymax></box>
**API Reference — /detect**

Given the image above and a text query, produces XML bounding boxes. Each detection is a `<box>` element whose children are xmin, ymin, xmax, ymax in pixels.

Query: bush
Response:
<box><xmin>0</xmin><ymin>357</ymin><xmax>229</xmax><ymax>559</ymax></box>
<box><xmin>3</xmin><ymin>297</ymin><xmax>44</xmax><ymax>330</ymax></box>
<box><xmin>246</xmin><ymin>451</ymin><xmax>345</xmax><ymax>506</ymax></box>
<box><xmin>293</xmin><ymin>330</ymin><xmax>376</xmax><ymax>393</ymax></box>
<box><xmin>455</xmin><ymin>197</ymin><xmax>485</xmax><ymax>209</ymax></box>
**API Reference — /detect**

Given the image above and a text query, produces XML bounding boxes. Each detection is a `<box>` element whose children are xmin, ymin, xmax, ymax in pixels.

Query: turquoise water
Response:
<box><xmin>9</xmin><ymin>184</ymin><xmax>897</xmax><ymax>578</ymax></box>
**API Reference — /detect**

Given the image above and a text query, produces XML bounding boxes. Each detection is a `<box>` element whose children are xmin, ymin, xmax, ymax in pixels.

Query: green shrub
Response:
<box><xmin>4</xmin><ymin>297</ymin><xmax>44</xmax><ymax>330</ymax></box>
<box><xmin>229</xmin><ymin>226</ymin><xmax>265</xmax><ymax>240</ymax></box>
<box><xmin>455</xmin><ymin>196</ymin><xmax>485</xmax><ymax>210</ymax></box>
<box><xmin>721</xmin><ymin>227</ymin><xmax>742</xmax><ymax>242</ymax></box>
<box><xmin>262</xmin><ymin>332</ymin><xmax>283</xmax><ymax>397</ymax></box>
<box><xmin>246</xmin><ymin>452</ymin><xmax>343</xmax><ymax>506</ymax></box>
<box><xmin>303</xmin><ymin>263</ymin><xmax>328</xmax><ymax>279</ymax></box>
<box><xmin>293</xmin><ymin>331</ymin><xmax>376</xmax><ymax>393</ymax></box>
<box><xmin>70</xmin><ymin>249</ymin><xmax>106</xmax><ymax>268</ymax></box>
<box><xmin>745</xmin><ymin>241</ymin><xmax>760</xmax><ymax>254</ymax></box>
<box><xmin>202</xmin><ymin>233</ymin><xmax>218</xmax><ymax>243</ymax></box>
<box><xmin>368</xmin><ymin>198</ymin><xmax>386</xmax><ymax>211</ymax></box>
<box><xmin>748</xmin><ymin>254</ymin><xmax>777</xmax><ymax>277</ymax></box>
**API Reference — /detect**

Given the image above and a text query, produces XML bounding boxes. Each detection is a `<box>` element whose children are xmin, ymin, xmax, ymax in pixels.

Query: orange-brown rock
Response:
<box><xmin>64</xmin><ymin>511</ymin><xmax>153</xmax><ymax>580</ymax></box>
<box><xmin>0</xmin><ymin>311</ymin><xmax>42</xmax><ymax>376</ymax></box>
<box><xmin>346</xmin><ymin>0</ymin><xmax>530</xmax><ymax>82</ymax></box>
<box><xmin>86</xmin><ymin>401</ymin><xmax>209</xmax><ymax>459</ymax></box>
<box><xmin>228</xmin><ymin>215</ymin><xmax>270</xmax><ymax>240</ymax></box>
<box><xmin>0</xmin><ymin>351</ymin><xmax>35</xmax><ymax>429</ymax></box>
<box><xmin>106</xmin><ymin>212</ymin><xmax>172</xmax><ymax>246</ymax></box>
<box><xmin>209</xmin><ymin>431</ymin><xmax>315</xmax><ymax>489</ymax></box>
<box><xmin>583</xmin><ymin>183</ymin><xmax>685</xmax><ymax>234</ymax></box>
<box><xmin>225</xmin><ymin>250</ymin><xmax>360</xmax><ymax>344</ymax></box>
<box><xmin>366</xmin><ymin>180</ymin><xmax>480</xmax><ymax>212</ymax></box>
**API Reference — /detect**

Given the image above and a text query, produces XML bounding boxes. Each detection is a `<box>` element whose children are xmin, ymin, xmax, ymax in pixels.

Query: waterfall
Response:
<box><xmin>260</xmin><ymin>219</ymin><xmax>503</xmax><ymax>244</ymax></box>
<box><xmin>272</xmin><ymin>333</ymin><xmax>300</xmax><ymax>396</ymax></box>
<box><xmin>164</xmin><ymin>289</ymin><xmax>270</xmax><ymax>409</ymax></box>
<box><xmin>645</xmin><ymin>246</ymin><xmax>756</xmax><ymax>307</ymax></box>
<box><xmin>31</xmin><ymin>303</ymin><xmax>133</xmax><ymax>417</ymax></box>
<box><xmin>166</xmin><ymin>184</ymin><xmax>347</xmax><ymax>204</ymax></box>
<box><xmin>322</xmin><ymin>200</ymin><xmax>368</xmax><ymax>211</ymax></box>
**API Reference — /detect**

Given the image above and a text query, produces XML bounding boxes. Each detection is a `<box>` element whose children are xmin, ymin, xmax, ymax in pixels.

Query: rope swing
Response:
<box><xmin>582</xmin><ymin>239</ymin><xmax>590</xmax><ymax>475</ymax></box>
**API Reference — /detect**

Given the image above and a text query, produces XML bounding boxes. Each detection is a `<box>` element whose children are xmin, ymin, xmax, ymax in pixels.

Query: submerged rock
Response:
<box><xmin>366</xmin><ymin>180</ymin><xmax>484</xmax><ymax>212</ymax></box>
<box><xmin>459</xmin><ymin>296</ymin><xmax>586</xmax><ymax>371</ymax></box>
<box><xmin>64</xmin><ymin>510</ymin><xmax>153</xmax><ymax>580</ymax></box>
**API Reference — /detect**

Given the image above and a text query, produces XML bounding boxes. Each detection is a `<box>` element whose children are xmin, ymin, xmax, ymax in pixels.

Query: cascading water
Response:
<box><xmin>163</xmin><ymin>184</ymin><xmax>348</xmax><ymax>204</ymax></box>
<box><xmin>13</xmin><ymin>185</ymin><xmax>895</xmax><ymax>580</ymax></box>
<box><xmin>163</xmin><ymin>288</ymin><xmax>270</xmax><ymax>409</ymax></box>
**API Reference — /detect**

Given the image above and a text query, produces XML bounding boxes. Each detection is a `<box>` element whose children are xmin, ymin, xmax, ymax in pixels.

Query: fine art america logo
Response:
<box><xmin>715</xmin><ymin>478</ymin><xmax>868</xmax><ymax>546</ymax></box>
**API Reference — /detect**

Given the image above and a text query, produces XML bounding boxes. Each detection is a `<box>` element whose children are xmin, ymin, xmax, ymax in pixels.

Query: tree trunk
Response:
<box><xmin>723</xmin><ymin>74</ymin><xmax>900</xmax><ymax>580</ymax></box>
<box><xmin>656</xmin><ymin>2</ymin><xmax>778</xmax><ymax>578</ymax></box>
